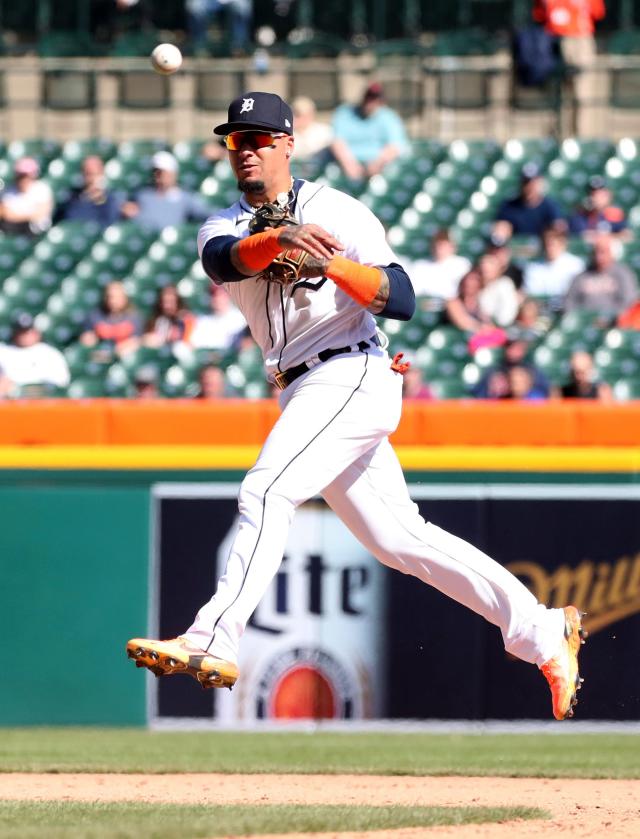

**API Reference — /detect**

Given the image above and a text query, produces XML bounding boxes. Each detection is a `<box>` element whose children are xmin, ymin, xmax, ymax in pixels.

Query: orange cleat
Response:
<box><xmin>540</xmin><ymin>606</ymin><xmax>588</xmax><ymax>720</ymax></box>
<box><xmin>126</xmin><ymin>636</ymin><xmax>238</xmax><ymax>690</ymax></box>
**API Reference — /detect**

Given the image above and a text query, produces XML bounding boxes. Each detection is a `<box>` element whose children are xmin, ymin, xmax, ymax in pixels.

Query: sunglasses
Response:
<box><xmin>224</xmin><ymin>131</ymin><xmax>286</xmax><ymax>151</ymax></box>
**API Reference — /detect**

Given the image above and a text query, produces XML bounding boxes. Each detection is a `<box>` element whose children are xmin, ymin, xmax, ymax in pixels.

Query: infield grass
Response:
<box><xmin>0</xmin><ymin>729</ymin><xmax>639</xmax><ymax>777</ymax></box>
<box><xmin>0</xmin><ymin>801</ymin><xmax>546</xmax><ymax>838</ymax></box>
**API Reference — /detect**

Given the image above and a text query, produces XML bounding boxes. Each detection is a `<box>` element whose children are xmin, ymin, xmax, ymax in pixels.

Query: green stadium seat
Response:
<box><xmin>66</xmin><ymin>378</ymin><xmax>108</xmax><ymax>398</ymax></box>
<box><xmin>612</xmin><ymin>378</ymin><xmax>640</xmax><ymax>400</ymax></box>
<box><xmin>428</xmin><ymin>379</ymin><xmax>470</xmax><ymax>399</ymax></box>
<box><xmin>5</xmin><ymin>139</ymin><xmax>61</xmax><ymax>169</ymax></box>
<box><xmin>0</xmin><ymin>235</ymin><xmax>32</xmax><ymax>279</ymax></box>
<box><xmin>603</xmin><ymin>328</ymin><xmax>640</xmax><ymax>355</ymax></box>
<box><xmin>37</xmin><ymin>31</ymin><xmax>100</xmax><ymax>57</ymax></box>
<box><xmin>118</xmin><ymin>346</ymin><xmax>175</xmax><ymax>381</ymax></box>
<box><xmin>426</xmin><ymin>326</ymin><xmax>470</xmax><ymax>362</ymax></box>
<box><xmin>62</xmin><ymin>139</ymin><xmax>117</xmax><ymax>163</ymax></box>
<box><xmin>109</xmin><ymin>31</ymin><xmax>164</xmax><ymax>57</ymax></box>
<box><xmin>434</xmin><ymin>29</ymin><xmax>499</xmax><ymax>56</ymax></box>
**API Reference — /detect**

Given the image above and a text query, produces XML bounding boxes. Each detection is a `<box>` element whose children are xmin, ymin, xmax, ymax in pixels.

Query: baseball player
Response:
<box><xmin>128</xmin><ymin>92</ymin><xmax>586</xmax><ymax>720</ymax></box>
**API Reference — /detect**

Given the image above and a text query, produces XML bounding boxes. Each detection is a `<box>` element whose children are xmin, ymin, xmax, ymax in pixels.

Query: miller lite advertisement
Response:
<box><xmin>152</xmin><ymin>484</ymin><xmax>640</xmax><ymax>723</ymax></box>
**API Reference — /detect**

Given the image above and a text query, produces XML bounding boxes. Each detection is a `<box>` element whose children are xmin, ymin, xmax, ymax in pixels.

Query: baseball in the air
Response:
<box><xmin>150</xmin><ymin>43</ymin><xmax>183</xmax><ymax>75</ymax></box>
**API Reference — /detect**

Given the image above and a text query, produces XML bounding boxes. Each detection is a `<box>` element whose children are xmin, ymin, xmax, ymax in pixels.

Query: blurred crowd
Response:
<box><xmin>405</xmin><ymin>159</ymin><xmax>636</xmax><ymax>402</ymax></box>
<box><xmin>0</xmin><ymin>79</ymin><xmax>638</xmax><ymax>402</ymax></box>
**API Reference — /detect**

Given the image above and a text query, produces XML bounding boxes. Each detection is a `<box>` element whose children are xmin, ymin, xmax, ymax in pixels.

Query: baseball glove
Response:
<box><xmin>248</xmin><ymin>199</ymin><xmax>311</xmax><ymax>285</ymax></box>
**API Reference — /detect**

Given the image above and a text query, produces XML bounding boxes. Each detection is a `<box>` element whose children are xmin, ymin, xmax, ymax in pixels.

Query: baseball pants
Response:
<box><xmin>184</xmin><ymin>346</ymin><xmax>565</xmax><ymax>666</ymax></box>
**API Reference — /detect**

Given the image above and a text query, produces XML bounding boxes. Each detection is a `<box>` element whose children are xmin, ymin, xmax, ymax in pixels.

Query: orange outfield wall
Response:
<box><xmin>0</xmin><ymin>400</ymin><xmax>639</xmax><ymax>447</ymax></box>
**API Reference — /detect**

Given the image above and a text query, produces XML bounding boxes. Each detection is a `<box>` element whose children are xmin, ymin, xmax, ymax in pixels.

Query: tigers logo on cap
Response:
<box><xmin>214</xmin><ymin>91</ymin><xmax>294</xmax><ymax>136</ymax></box>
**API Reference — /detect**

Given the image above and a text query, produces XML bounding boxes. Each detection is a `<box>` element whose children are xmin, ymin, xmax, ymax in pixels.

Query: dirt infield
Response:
<box><xmin>1</xmin><ymin>773</ymin><xmax>639</xmax><ymax>837</ymax></box>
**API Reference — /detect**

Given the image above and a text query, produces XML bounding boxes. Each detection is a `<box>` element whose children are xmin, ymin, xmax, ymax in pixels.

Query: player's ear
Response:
<box><xmin>285</xmin><ymin>136</ymin><xmax>294</xmax><ymax>158</ymax></box>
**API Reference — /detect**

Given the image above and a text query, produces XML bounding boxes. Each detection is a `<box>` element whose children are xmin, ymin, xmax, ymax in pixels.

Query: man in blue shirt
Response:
<box><xmin>58</xmin><ymin>156</ymin><xmax>124</xmax><ymax>228</ymax></box>
<box><xmin>330</xmin><ymin>82</ymin><xmax>409</xmax><ymax>182</ymax></box>
<box><xmin>493</xmin><ymin>162</ymin><xmax>566</xmax><ymax>238</ymax></box>
<box><xmin>121</xmin><ymin>151</ymin><xmax>212</xmax><ymax>232</ymax></box>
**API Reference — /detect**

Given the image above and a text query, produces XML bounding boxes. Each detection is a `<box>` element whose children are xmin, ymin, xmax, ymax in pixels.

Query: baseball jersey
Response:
<box><xmin>198</xmin><ymin>180</ymin><xmax>399</xmax><ymax>377</ymax></box>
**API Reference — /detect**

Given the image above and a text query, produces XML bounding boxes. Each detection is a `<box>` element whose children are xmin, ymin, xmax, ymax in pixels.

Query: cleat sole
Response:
<box><xmin>126</xmin><ymin>639</ymin><xmax>238</xmax><ymax>689</ymax></box>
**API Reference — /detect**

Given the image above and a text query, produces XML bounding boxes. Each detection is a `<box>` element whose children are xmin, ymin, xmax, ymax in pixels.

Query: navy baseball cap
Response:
<box><xmin>588</xmin><ymin>175</ymin><xmax>607</xmax><ymax>191</ymax></box>
<box><xmin>521</xmin><ymin>162</ymin><xmax>542</xmax><ymax>181</ymax></box>
<box><xmin>213</xmin><ymin>92</ymin><xmax>294</xmax><ymax>136</ymax></box>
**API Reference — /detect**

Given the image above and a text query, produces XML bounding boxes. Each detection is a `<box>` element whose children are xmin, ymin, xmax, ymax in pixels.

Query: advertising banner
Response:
<box><xmin>152</xmin><ymin>484</ymin><xmax>640</xmax><ymax>722</ymax></box>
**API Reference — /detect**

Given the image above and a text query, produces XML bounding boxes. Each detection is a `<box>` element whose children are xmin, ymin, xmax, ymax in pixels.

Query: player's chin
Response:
<box><xmin>238</xmin><ymin>178</ymin><xmax>266</xmax><ymax>194</ymax></box>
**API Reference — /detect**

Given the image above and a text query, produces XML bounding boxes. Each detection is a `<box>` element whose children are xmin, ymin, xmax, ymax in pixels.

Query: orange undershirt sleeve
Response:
<box><xmin>236</xmin><ymin>229</ymin><xmax>283</xmax><ymax>273</ymax></box>
<box><xmin>325</xmin><ymin>255</ymin><xmax>382</xmax><ymax>307</ymax></box>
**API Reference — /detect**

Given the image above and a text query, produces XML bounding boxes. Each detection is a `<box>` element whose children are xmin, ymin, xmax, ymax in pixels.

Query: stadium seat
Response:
<box><xmin>5</xmin><ymin>139</ymin><xmax>61</xmax><ymax>171</ymax></box>
<box><xmin>612</xmin><ymin>378</ymin><xmax>640</xmax><ymax>400</ymax></box>
<box><xmin>434</xmin><ymin>29</ymin><xmax>499</xmax><ymax>56</ymax></box>
<box><xmin>62</xmin><ymin>139</ymin><xmax>117</xmax><ymax>163</ymax></box>
<box><xmin>428</xmin><ymin>378</ymin><xmax>470</xmax><ymax>399</ymax></box>
<box><xmin>66</xmin><ymin>378</ymin><xmax>108</xmax><ymax>399</ymax></box>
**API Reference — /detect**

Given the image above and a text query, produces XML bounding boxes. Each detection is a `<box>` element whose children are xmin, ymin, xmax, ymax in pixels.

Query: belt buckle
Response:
<box><xmin>274</xmin><ymin>371</ymin><xmax>288</xmax><ymax>391</ymax></box>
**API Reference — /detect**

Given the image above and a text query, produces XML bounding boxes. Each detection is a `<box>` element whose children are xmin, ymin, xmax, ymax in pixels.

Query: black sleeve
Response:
<box><xmin>201</xmin><ymin>235</ymin><xmax>247</xmax><ymax>283</ymax></box>
<box><xmin>379</xmin><ymin>263</ymin><xmax>415</xmax><ymax>321</ymax></box>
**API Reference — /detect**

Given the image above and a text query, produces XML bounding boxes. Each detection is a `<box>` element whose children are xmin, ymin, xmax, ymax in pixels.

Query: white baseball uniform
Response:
<box><xmin>184</xmin><ymin>180</ymin><xmax>565</xmax><ymax>670</ymax></box>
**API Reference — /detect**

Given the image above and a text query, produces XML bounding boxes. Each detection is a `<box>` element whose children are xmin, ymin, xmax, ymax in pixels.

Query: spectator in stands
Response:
<box><xmin>121</xmin><ymin>151</ymin><xmax>212</xmax><ymax>232</ymax></box>
<box><xmin>291</xmin><ymin>96</ymin><xmax>332</xmax><ymax>166</ymax></box>
<box><xmin>189</xmin><ymin>284</ymin><xmax>247</xmax><ymax>350</ymax></box>
<box><xmin>504</xmin><ymin>364</ymin><xmax>549</xmax><ymax>400</ymax></box>
<box><xmin>330</xmin><ymin>82</ymin><xmax>409</xmax><ymax>182</ymax></box>
<box><xmin>143</xmin><ymin>285</ymin><xmax>195</xmax><ymax>348</ymax></box>
<box><xmin>564</xmin><ymin>231</ymin><xmax>638</xmax><ymax>320</ymax></box>
<box><xmin>523</xmin><ymin>226</ymin><xmax>585</xmax><ymax>301</ymax></box>
<box><xmin>197</xmin><ymin>363</ymin><xmax>228</xmax><ymax>399</ymax></box>
<box><xmin>0</xmin><ymin>313</ymin><xmax>70</xmax><ymax>394</ymax></box>
<box><xmin>493</xmin><ymin>162</ymin><xmax>565</xmax><ymax>239</ymax></box>
<box><xmin>569</xmin><ymin>176</ymin><xmax>628</xmax><ymax>240</ymax></box>
<box><xmin>57</xmin><ymin>155</ymin><xmax>125</xmax><ymax>228</ymax></box>
<box><xmin>0</xmin><ymin>157</ymin><xmax>54</xmax><ymax>237</ymax></box>
<box><xmin>446</xmin><ymin>268</ymin><xmax>493</xmax><ymax>333</ymax></box>
<box><xmin>445</xmin><ymin>268</ymin><xmax>507</xmax><ymax>353</ymax></box>
<box><xmin>132</xmin><ymin>363</ymin><xmax>160</xmax><ymax>399</ymax></box>
<box><xmin>478</xmin><ymin>252</ymin><xmax>520</xmax><ymax>327</ymax></box>
<box><xmin>401</xmin><ymin>365</ymin><xmax>433</xmax><ymax>400</ymax></box>
<box><xmin>509</xmin><ymin>297</ymin><xmax>551</xmax><ymax>341</ymax></box>
<box><xmin>485</xmin><ymin>232</ymin><xmax>524</xmax><ymax>290</ymax></box>
<box><xmin>410</xmin><ymin>228</ymin><xmax>471</xmax><ymax>299</ymax></box>
<box><xmin>185</xmin><ymin>0</ymin><xmax>253</xmax><ymax>56</ymax></box>
<box><xmin>80</xmin><ymin>280</ymin><xmax>142</xmax><ymax>355</ymax></box>
<box><xmin>473</xmin><ymin>337</ymin><xmax>550</xmax><ymax>399</ymax></box>
<box><xmin>533</xmin><ymin>0</ymin><xmax>605</xmax><ymax>136</ymax></box>
<box><xmin>556</xmin><ymin>349</ymin><xmax>611</xmax><ymax>400</ymax></box>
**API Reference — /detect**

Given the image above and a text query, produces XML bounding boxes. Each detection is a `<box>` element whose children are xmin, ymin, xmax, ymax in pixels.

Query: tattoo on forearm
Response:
<box><xmin>367</xmin><ymin>270</ymin><xmax>390</xmax><ymax>314</ymax></box>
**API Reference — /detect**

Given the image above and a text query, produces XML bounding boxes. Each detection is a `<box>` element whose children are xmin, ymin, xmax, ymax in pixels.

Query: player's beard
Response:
<box><xmin>238</xmin><ymin>178</ymin><xmax>266</xmax><ymax>194</ymax></box>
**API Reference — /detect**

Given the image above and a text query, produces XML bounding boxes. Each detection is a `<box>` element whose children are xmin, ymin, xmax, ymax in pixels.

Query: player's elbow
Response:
<box><xmin>379</xmin><ymin>264</ymin><xmax>415</xmax><ymax>321</ymax></box>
